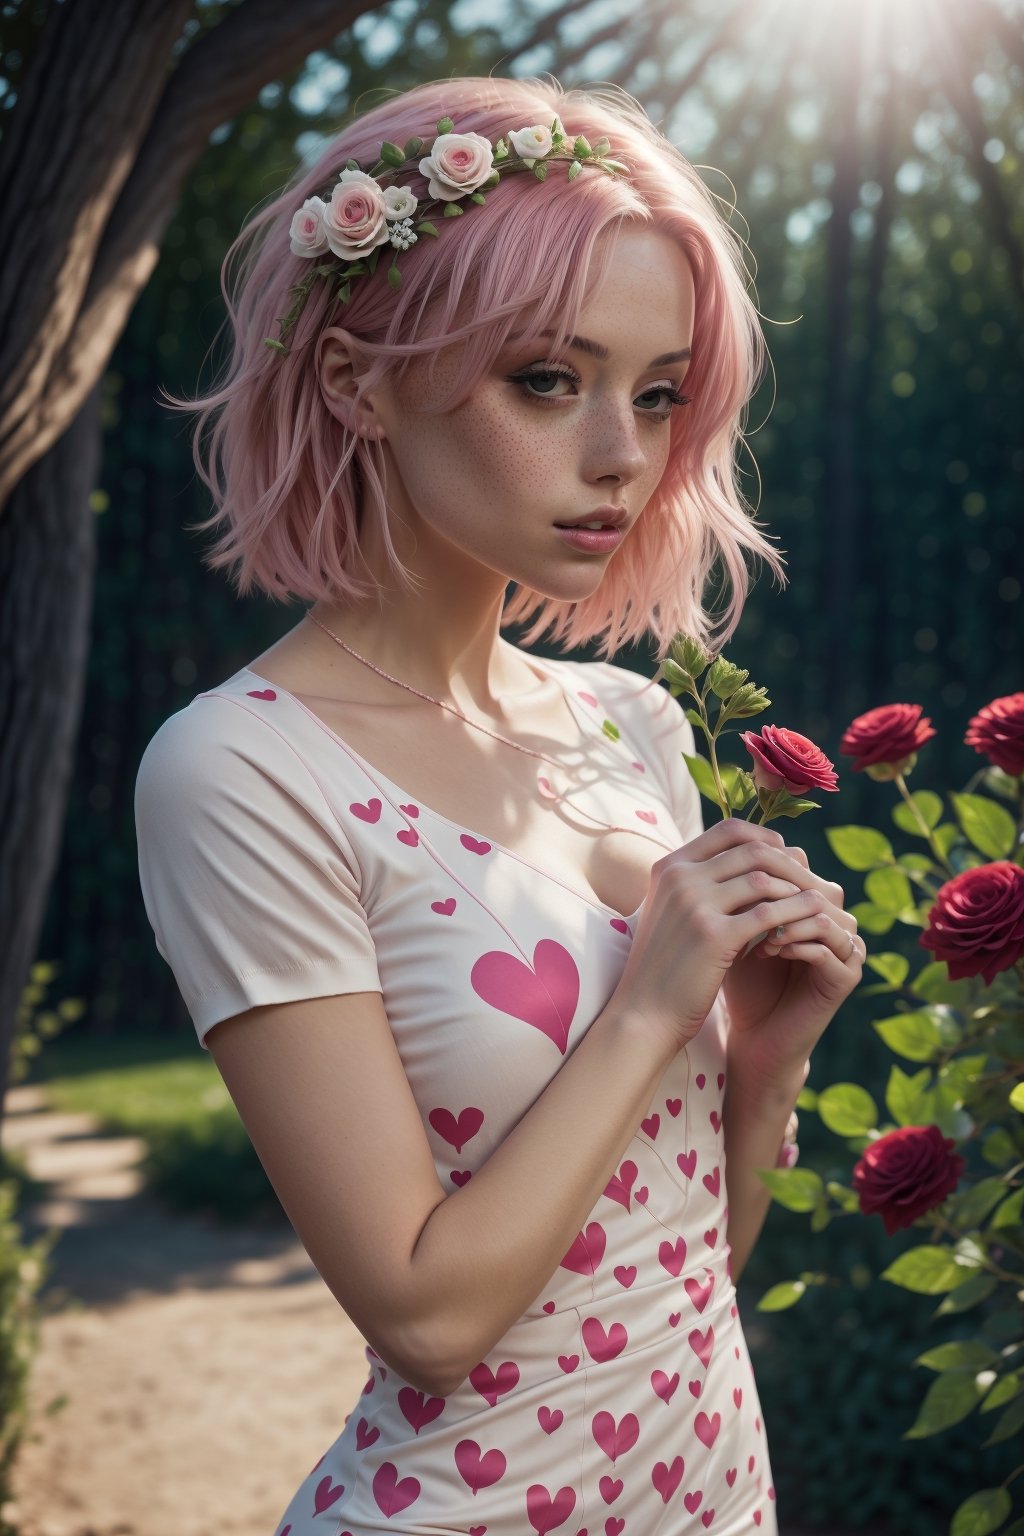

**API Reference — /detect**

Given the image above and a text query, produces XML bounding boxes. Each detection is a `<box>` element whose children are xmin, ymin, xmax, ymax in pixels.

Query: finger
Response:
<box><xmin>767</xmin><ymin>917</ymin><xmax>864</xmax><ymax>964</ymax></box>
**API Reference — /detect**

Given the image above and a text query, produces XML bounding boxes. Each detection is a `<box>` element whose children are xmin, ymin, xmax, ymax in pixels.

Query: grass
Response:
<box><xmin>16</xmin><ymin>1032</ymin><xmax>284</xmax><ymax>1226</ymax></box>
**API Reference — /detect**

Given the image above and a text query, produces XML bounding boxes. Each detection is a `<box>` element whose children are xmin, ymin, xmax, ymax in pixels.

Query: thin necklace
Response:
<box><xmin>303</xmin><ymin>610</ymin><xmax>677</xmax><ymax>852</ymax></box>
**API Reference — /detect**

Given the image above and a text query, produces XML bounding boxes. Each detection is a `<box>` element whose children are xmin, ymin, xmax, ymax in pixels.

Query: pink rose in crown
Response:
<box><xmin>919</xmin><ymin>861</ymin><xmax>1024</xmax><ymax>985</ymax></box>
<box><xmin>839</xmin><ymin>702</ymin><xmax>935</xmax><ymax>777</ymax></box>
<box><xmin>288</xmin><ymin>196</ymin><xmax>329</xmax><ymax>257</ymax></box>
<box><xmin>322</xmin><ymin>169</ymin><xmax>391</xmax><ymax>260</ymax></box>
<box><xmin>740</xmin><ymin>725</ymin><xmax>838</xmax><ymax>796</ymax></box>
<box><xmin>419</xmin><ymin>132</ymin><xmax>495</xmax><ymax>201</ymax></box>
<box><xmin>964</xmin><ymin>691</ymin><xmax>1024</xmax><ymax>778</ymax></box>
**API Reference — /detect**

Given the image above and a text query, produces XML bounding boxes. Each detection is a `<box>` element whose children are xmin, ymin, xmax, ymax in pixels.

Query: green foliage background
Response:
<box><xmin>26</xmin><ymin>2</ymin><xmax>1024</xmax><ymax>1529</ymax></box>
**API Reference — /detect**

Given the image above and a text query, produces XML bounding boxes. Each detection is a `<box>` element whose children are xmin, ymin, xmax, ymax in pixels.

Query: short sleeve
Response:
<box><xmin>593</xmin><ymin>661</ymin><xmax>704</xmax><ymax>845</ymax></box>
<box><xmin>134</xmin><ymin>694</ymin><xmax>383</xmax><ymax>1048</ymax></box>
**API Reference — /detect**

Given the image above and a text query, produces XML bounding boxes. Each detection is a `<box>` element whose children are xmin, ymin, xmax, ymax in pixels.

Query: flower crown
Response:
<box><xmin>264</xmin><ymin>114</ymin><xmax>628</xmax><ymax>354</ymax></box>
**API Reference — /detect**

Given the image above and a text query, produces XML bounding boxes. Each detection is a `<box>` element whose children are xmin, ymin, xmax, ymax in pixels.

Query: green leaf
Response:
<box><xmin>756</xmin><ymin>1279</ymin><xmax>807</xmax><ymax>1311</ymax></box>
<box><xmin>899</xmin><ymin>851</ymin><xmax>940</xmax><ymax>874</ymax></box>
<box><xmin>892</xmin><ymin>791</ymin><xmax>944</xmax><ymax>835</ymax></box>
<box><xmin>415</xmin><ymin>220</ymin><xmax>438</xmax><ymax>238</ymax></box>
<box><xmin>886</xmin><ymin>1064</ymin><xmax>932</xmax><ymax>1127</ymax></box>
<box><xmin>386</xmin><ymin>263</ymin><xmax>402</xmax><ymax>291</ymax></box>
<box><xmin>867</xmin><ymin>951</ymin><xmax>910</xmax><ymax>987</ymax></box>
<box><xmin>951</xmin><ymin>793</ymin><xmax>1017</xmax><ymax>859</ymax></box>
<box><xmin>817</xmin><ymin>1083</ymin><xmax>878</xmax><ymax>1136</ymax></box>
<box><xmin>442</xmin><ymin>201</ymin><xmax>464</xmax><ymax>216</ymax></box>
<box><xmin>436</xmin><ymin>116</ymin><xmax>455</xmax><ymax>133</ymax></box>
<box><xmin>934</xmin><ymin>822</ymin><xmax>961</xmax><ymax>859</ymax></box>
<box><xmin>904</xmin><ymin>1371</ymin><xmax>986</xmax><ymax>1437</ymax></box>
<box><xmin>826</xmin><ymin>825</ymin><xmax>896</xmax><ymax>870</ymax></box>
<box><xmin>913</xmin><ymin>960</ymin><xmax>973</xmax><ymax>1007</ymax></box>
<box><xmin>865</xmin><ymin>866</ymin><xmax>915</xmax><ymax>913</ymax></box>
<box><xmin>991</xmin><ymin>1186</ymin><xmax>1024</xmax><ymax>1230</ymax></box>
<box><xmin>981</xmin><ymin>1372</ymin><xmax>1024</xmax><ymax>1412</ymax></box>
<box><xmin>1010</xmin><ymin>1083</ymin><xmax>1024</xmax><ymax>1114</ymax></box>
<box><xmin>469</xmin><ymin>191</ymin><xmax>487</xmax><ymax>204</ymax></box>
<box><xmin>850</xmin><ymin>900</ymin><xmax>896</xmax><ymax>934</ymax></box>
<box><xmin>982</xmin><ymin>1128</ymin><xmax>1016</xmax><ymax>1169</ymax></box>
<box><xmin>950</xmin><ymin>1177</ymin><xmax>1011</xmax><ymax>1230</ymax></box>
<box><xmin>684</xmin><ymin>707</ymin><xmax>703</xmax><ymax>729</ymax></box>
<box><xmin>981</xmin><ymin>1393</ymin><xmax>1024</xmax><ymax>1447</ymax></box>
<box><xmin>796</xmin><ymin>1085</ymin><xmax>818</xmax><ymax>1110</ymax></box>
<box><xmin>379</xmin><ymin>139</ymin><xmax>406</xmax><ymax>166</ymax></box>
<box><xmin>874</xmin><ymin>1009</ymin><xmax>944</xmax><ymax>1062</ymax></box>
<box><xmin>826</xmin><ymin>1180</ymin><xmax>860</xmax><ymax>1212</ymax></box>
<box><xmin>756</xmin><ymin>1166</ymin><xmax>824</xmax><ymax>1212</ymax></box>
<box><xmin>402</xmin><ymin>136</ymin><xmax>424</xmax><ymax>158</ymax></box>
<box><xmin>950</xmin><ymin>1487</ymin><xmax>1012</xmax><ymax>1536</ymax></box>
<box><xmin>935</xmin><ymin>1271</ymin><xmax>998</xmax><ymax>1314</ymax></box>
<box><xmin>681</xmin><ymin>751</ymin><xmax>722</xmax><ymax>805</ymax></box>
<box><xmin>915</xmin><ymin>1340</ymin><xmax>998</xmax><ymax>1372</ymax></box>
<box><xmin>881</xmin><ymin>1246</ymin><xmax>980</xmax><ymax>1294</ymax></box>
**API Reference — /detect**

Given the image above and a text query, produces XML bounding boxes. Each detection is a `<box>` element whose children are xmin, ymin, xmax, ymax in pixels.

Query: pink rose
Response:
<box><xmin>964</xmin><ymin>692</ymin><xmax>1024</xmax><ymax>778</ymax></box>
<box><xmin>919</xmin><ymin>861</ymin><xmax>1024</xmax><ymax>985</ymax></box>
<box><xmin>419</xmin><ymin>132</ymin><xmax>495</xmax><ymax>201</ymax></box>
<box><xmin>289</xmin><ymin>196</ymin><xmax>329</xmax><ymax>258</ymax></box>
<box><xmin>322</xmin><ymin>169</ymin><xmax>391</xmax><ymax>260</ymax></box>
<box><xmin>740</xmin><ymin>725</ymin><xmax>839</xmax><ymax>795</ymax></box>
<box><xmin>839</xmin><ymin>703</ymin><xmax>936</xmax><ymax>775</ymax></box>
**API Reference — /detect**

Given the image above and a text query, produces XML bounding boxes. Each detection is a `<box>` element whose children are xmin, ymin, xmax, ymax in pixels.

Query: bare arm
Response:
<box><xmin>722</xmin><ymin>1049</ymin><xmax>808</xmax><ymax>1282</ymax></box>
<box><xmin>209</xmin><ymin>988</ymin><xmax>677</xmax><ymax>1399</ymax></box>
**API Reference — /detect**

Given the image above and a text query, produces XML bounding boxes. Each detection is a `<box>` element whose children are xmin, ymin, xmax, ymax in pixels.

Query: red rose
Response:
<box><xmin>919</xmin><ymin>861</ymin><xmax>1024</xmax><ymax>985</ymax></box>
<box><xmin>965</xmin><ymin>692</ymin><xmax>1024</xmax><ymax>778</ymax></box>
<box><xmin>852</xmin><ymin>1124</ymin><xmax>965</xmax><ymax>1235</ymax></box>
<box><xmin>739</xmin><ymin>725</ymin><xmax>838</xmax><ymax>795</ymax></box>
<box><xmin>839</xmin><ymin>703</ymin><xmax>936</xmax><ymax>773</ymax></box>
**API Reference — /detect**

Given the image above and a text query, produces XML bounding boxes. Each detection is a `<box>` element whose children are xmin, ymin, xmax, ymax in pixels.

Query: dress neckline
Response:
<box><xmin>232</xmin><ymin>655</ymin><xmax>654</xmax><ymax>924</ymax></box>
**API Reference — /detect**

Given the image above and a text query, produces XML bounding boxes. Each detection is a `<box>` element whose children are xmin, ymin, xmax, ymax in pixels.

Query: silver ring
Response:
<box><xmin>846</xmin><ymin>932</ymin><xmax>857</xmax><ymax>961</ymax></box>
<box><xmin>774</xmin><ymin>925</ymin><xmax>786</xmax><ymax>940</ymax></box>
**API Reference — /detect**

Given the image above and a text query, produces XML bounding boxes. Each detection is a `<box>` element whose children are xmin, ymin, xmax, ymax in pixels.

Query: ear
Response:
<box><xmin>317</xmin><ymin>326</ymin><xmax>388</xmax><ymax>440</ymax></box>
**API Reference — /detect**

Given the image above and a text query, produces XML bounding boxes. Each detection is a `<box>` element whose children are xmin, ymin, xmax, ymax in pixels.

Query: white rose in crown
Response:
<box><xmin>508</xmin><ymin>124</ymin><xmax>554</xmax><ymax>167</ymax></box>
<box><xmin>418</xmin><ymin>131</ymin><xmax>495</xmax><ymax>201</ymax></box>
<box><xmin>322</xmin><ymin>168</ymin><xmax>391</xmax><ymax>259</ymax></box>
<box><xmin>289</xmin><ymin>196</ymin><xmax>330</xmax><ymax>257</ymax></box>
<box><xmin>383</xmin><ymin>184</ymin><xmax>418</xmax><ymax>221</ymax></box>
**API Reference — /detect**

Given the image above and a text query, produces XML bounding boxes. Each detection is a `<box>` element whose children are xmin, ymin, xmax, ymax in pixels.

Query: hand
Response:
<box><xmin>722</xmin><ymin>843</ymin><xmax>865</xmax><ymax>1080</ymax></box>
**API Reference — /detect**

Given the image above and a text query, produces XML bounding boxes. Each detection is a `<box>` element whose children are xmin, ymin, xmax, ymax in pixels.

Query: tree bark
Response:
<box><xmin>0</xmin><ymin>381</ymin><xmax>101</xmax><ymax>1122</ymax></box>
<box><xmin>0</xmin><ymin>0</ymin><xmax>386</xmax><ymax>1133</ymax></box>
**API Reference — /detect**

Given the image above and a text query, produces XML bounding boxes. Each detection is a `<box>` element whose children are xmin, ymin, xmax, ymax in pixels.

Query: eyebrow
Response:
<box><xmin>538</xmin><ymin>329</ymin><xmax>691</xmax><ymax>367</ymax></box>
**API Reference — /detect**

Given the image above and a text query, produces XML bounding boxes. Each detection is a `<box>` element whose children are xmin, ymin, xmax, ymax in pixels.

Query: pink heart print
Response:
<box><xmin>398</xmin><ymin>1387</ymin><xmax>446</xmax><ymax>1433</ymax></box>
<box><xmin>658</xmin><ymin>1236</ymin><xmax>687</xmax><ymax>1277</ymax></box>
<box><xmin>694</xmin><ymin>1410</ymin><xmax>721</xmax><ymax>1448</ymax></box>
<box><xmin>613</xmin><ymin>1264</ymin><xmax>637</xmax><ymax>1288</ymax></box>
<box><xmin>527</xmin><ymin>1483</ymin><xmax>577</xmax><ymax>1536</ymax></box>
<box><xmin>635</xmin><ymin>808</ymin><xmax>658</xmax><ymax>824</ymax></box>
<box><xmin>451</xmin><ymin>1170</ymin><xmax>471</xmax><ymax>1187</ymax></box>
<box><xmin>471</xmin><ymin>939</ymin><xmax>580</xmax><ymax>1054</ymax></box>
<box><xmin>558</xmin><ymin>1353</ymin><xmax>579</xmax><ymax>1373</ymax></box>
<box><xmin>469</xmin><ymin>1360</ymin><xmax>520</xmax><ymax>1407</ymax></box>
<box><xmin>689</xmin><ymin>1325</ymin><xmax>715</xmax><ymax>1369</ymax></box>
<box><xmin>578</xmin><ymin>691</ymin><xmax>599</xmax><ymax>706</ymax></box>
<box><xmin>684</xmin><ymin>1490</ymin><xmax>703</xmax><ymax>1514</ymax></box>
<box><xmin>599</xmin><ymin>1476</ymin><xmax>623</xmax><ymax>1504</ymax></box>
<box><xmin>372</xmin><ymin>1461</ymin><xmax>421</xmax><ymax>1517</ymax></box>
<box><xmin>603</xmin><ymin>1159</ymin><xmax>637</xmax><ymax>1210</ymax></box>
<box><xmin>431</xmin><ymin>897</ymin><xmax>457</xmax><ymax>915</ymax></box>
<box><xmin>702</xmin><ymin>1510</ymin><xmax>716</xmax><ymax>1529</ymax></box>
<box><xmin>350</xmin><ymin>797</ymin><xmax>382</xmax><ymax>823</ymax></box>
<box><xmin>726</xmin><ymin>1467</ymin><xmax>738</xmax><ymax>1487</ymax></box>
<box><xmin>355</xmin><ymin>1416</ymin><xmax>379</xmax><ymax>1449</ymax></box>
<box><xmin>538</xmin><ymin>1405</ymin><xmax>563</xmax><ymax>1434</ymax></box>
<box><xmin>246</xmin><ymin>688</ymin><xmax>276</xmax><ymax>700</ymax></box>
<box><xmin>641</xmin><ymin>1112</ymin><xmax>660</xmax><ymax>1139</ymax></box>
<box><xmin>608</xmin><ymin>1518</ymin><xmax>626</xmax><ymax>1536</ymax></box>
<box><xmin>591</xmin><ymin>1410</ymin><xmax>639</xmax><ymax>1461</ymax></box>
<box><xmin>710</xmin><ymin>1110</ymin><xmax>722</xmax><ymax>1133</ymax></box>
<box><xmin>666</xmin><ymin>1097</ymin><xmax>682</xmax><ymax>1117</ymax></box>
<box><xmin>685</xmin><ymin>1272</ymin><xmax>716</xmax><ymax>1314</ymax></box>
<box><xmin>651</xmin><ymin>1369</ymin><xmax>679</xmax><ymax>1404</ymax></box>
<box><xmin>582</xmin><ymin>1317</ymin><xmax>628</xmax><ymax>1363</ymax></box>
<box><xmin>399</xmin><ymin>802</ymin><xmax>419</xmax><ymax>817</ymax></box>
<box><xmin>397</xmin><ymin>826</ymin><xmax>419</xmax><ymax>847</ymax></box>
<box><xmin>652</xmin><ymin>1457</ymin><xmax>685</xmax><ymax>1503</ymax></box>
<box><xmin>560</xmin><ymin>1222</ymin><xmax>606</xmax><ymax>1276</ymax></box>
<box><xmin>609</xmin><ymin>917</ymin><xmax>629</xmax><ymax>933</ymax></box>
<box><xmin>428</xmin><ymin>1106</ymin><xmax>484</xmax><ymax>1153</ymax></box>
<box><xmin>702</xmin><ymin>1166</ymin><xmax>721</xmax><ymax>1197</ymax></box>
<box><xmin>461</xmin><ymin>832</ymin><xmax>492</xmax><ymax>855</ymax></box>
<box><xmin>688</xmin><ymin>1379</ymin><xmax>702</xmax><ymax>1398</ymax></box>
<box><xmin>676</xmin><ymin>1149</ymin><xmax>697</xmax><ymax>1180</ymax></box>
<box><xmin>313</xmin><ymin>1476</ymin><xmax>344</xmax><ymax>1514</ymax></box>
<box><xmin>454</xmin><ymin>1438</ymin><xmax>507</xmax><ymax>1493</ymax></box>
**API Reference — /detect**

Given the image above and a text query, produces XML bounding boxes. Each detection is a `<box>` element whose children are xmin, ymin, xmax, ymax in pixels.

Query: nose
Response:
<box><xmin>582</xmin><ymin>393</ymin><xmax>648</xmax><ymax>487</ymax></box>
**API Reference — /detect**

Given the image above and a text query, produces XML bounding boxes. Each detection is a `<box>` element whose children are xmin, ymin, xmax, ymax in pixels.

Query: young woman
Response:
<box><xmin>136</xmin><ymin>74</ymin><xmax>863</xmax><ymax>1536</ymax></box>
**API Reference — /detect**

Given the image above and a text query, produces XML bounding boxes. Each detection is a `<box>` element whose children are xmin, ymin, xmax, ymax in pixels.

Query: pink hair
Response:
<box><xmin>162</xmin><ymin>74</ymin><xmax>786</xmax><ymax>661</ymax></box>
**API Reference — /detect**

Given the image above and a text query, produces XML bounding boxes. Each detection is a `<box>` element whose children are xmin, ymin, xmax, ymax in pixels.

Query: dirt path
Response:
<box><xmin>1</xmin><ymin>1082</ymin><xmax>370</xmax><ymax>1536</ymax></box>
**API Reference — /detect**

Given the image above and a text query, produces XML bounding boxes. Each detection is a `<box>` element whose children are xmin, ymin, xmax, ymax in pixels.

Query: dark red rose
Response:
<box><xmin>839</xmin><ymin>703</ymin><xmax>936</xmax><ymax>773</ymax></box>
<box><xmin>852</xmin><ymin>1124</ymin><xmax>965</xmax><ymax>1235</ymax></box>
<box><xmin>965</xmin><ymin>692</ymin><xmax>1024</xmax><ymax>778</ymax></box>
<box><xmin>739</xmin><ymin>725</ymin><xmax>838</xmax><ymax>795</ymax></box>
<box><xmin>919</xmin><ymin>861</ymin><xmax>1024</xmax><ymax>985</ymax></box>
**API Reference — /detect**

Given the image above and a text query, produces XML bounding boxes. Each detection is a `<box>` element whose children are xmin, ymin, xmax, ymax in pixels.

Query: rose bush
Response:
<box><xmin>657</xmin><ymin>636</ymin><xmax>1024</xmax><ymax>1536</ymax></box>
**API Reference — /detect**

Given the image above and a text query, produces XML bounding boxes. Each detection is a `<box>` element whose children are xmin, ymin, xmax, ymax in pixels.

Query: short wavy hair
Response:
<box><xmin>164</xmin><ymin>73</ymin><xmax>786</xmax><ymax>661</ymax></box>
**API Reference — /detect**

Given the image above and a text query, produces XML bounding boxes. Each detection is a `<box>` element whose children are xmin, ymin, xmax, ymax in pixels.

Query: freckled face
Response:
<box><xmin>368</xmin><ymin>225</ymin><xmax>696</xmax><ymax>598</ymax></box>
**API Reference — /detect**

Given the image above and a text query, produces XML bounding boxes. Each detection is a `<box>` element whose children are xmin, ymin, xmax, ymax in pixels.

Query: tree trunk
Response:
<box><xmin>0</xmin><ymin>383</ymin><xmax>101</xmax><ymax>1123</ymax></box>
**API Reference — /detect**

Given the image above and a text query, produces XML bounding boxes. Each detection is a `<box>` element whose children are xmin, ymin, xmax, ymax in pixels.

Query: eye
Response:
<box><xmin>506</xmin><ymin>363</ymin><xmax>692</xmax><ymax>420</ymax></box>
